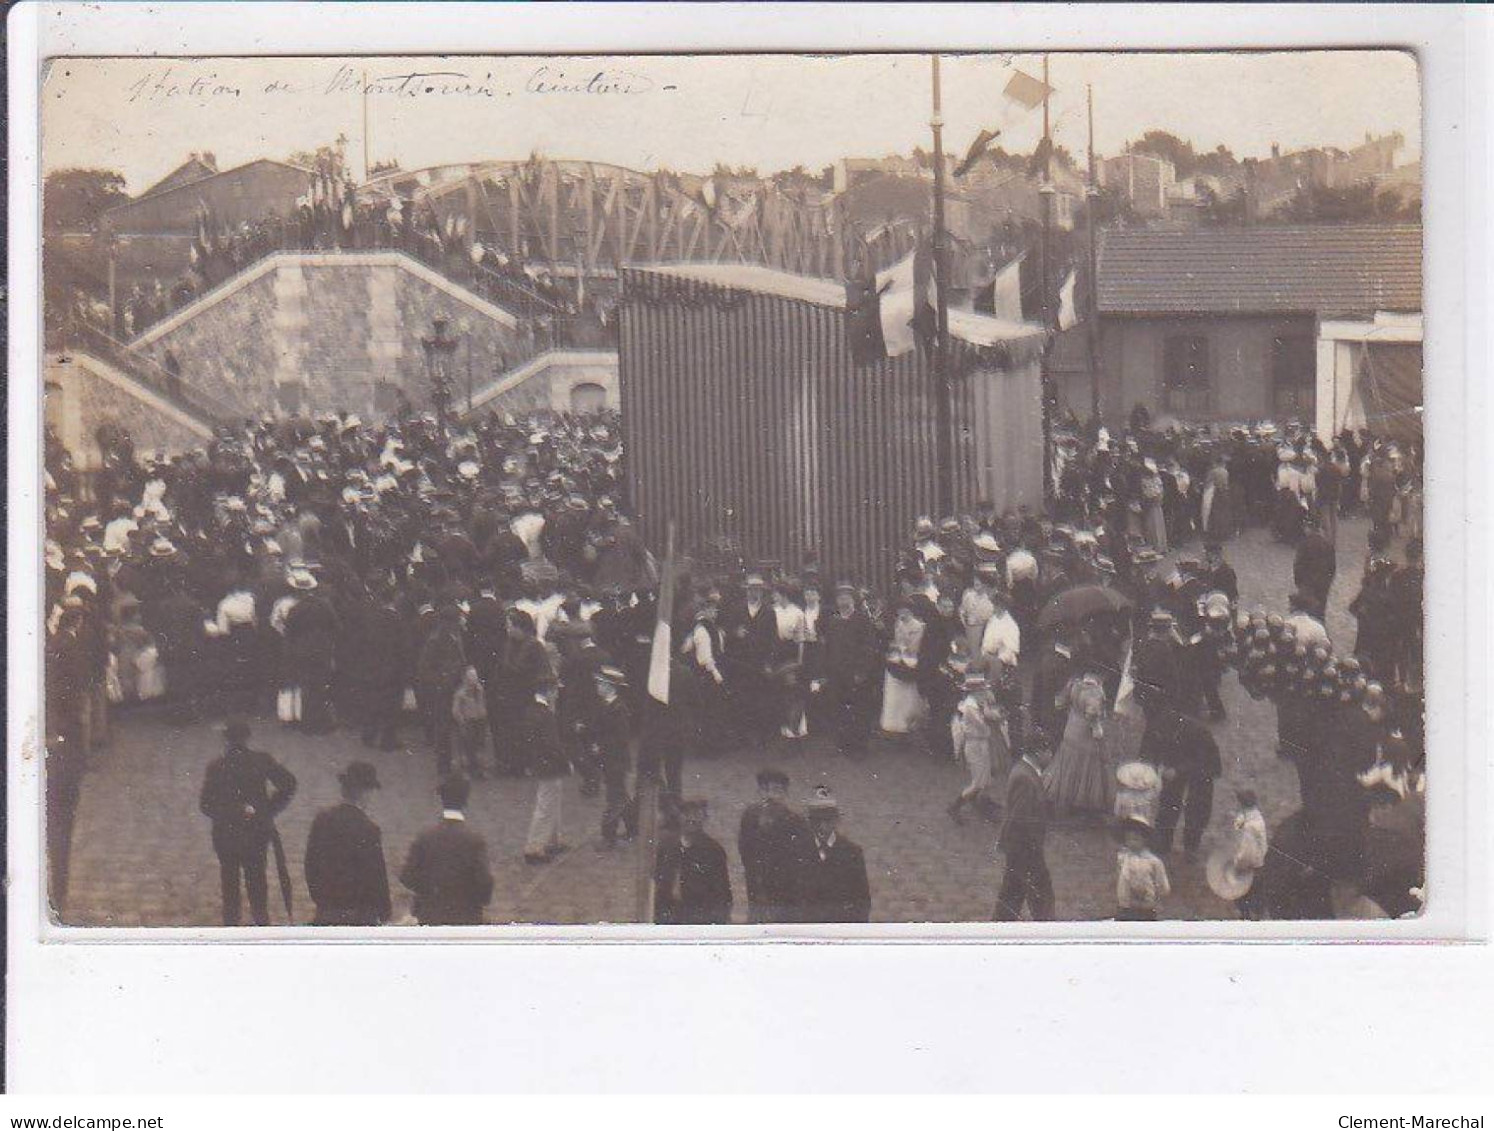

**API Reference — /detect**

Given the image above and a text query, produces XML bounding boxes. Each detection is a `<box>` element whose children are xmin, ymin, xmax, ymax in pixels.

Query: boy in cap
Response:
<box><xmin>593</xmin><ymin>665</ymin><xmax>637</xmax><ymax>849</ymax></box>
<box><xmin>653</xmin><ymin>799</ymin><xmax>733</xmax><ymax>925</ymax></box>
<box><xmin>796</xmin><ymin>785</ymin><xmax>871</xmax><ymax>923</ymax></box>
<box><xmin>304</xmin><ymin>761</ymin><xmax>392</xmax><ymax>926</ymax></box>
<box><xmin>738</xmin><ymin>768</ymin><xmax>813</xmax><ymax>923</ymax></box>
<box><xmin>948</xmin><ymin>672</ymin><xmax>1005</xmax><ymax>825</ymax></box>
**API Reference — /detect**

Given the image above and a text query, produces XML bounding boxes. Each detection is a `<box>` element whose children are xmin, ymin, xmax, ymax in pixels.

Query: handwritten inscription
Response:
<box><xmin>122</xmin><ymin>64</ymin><xmax>674</xmax><ymax>105</ymax></box>
<box><xmin>525</xmin><ymin>65</ymin><xmax>661</xmax><ymax>95</ymax></box>
<box><xmin>126</xmin><ymin>68</ymin><xmax>243</xmax><ymax>104</ymax></box>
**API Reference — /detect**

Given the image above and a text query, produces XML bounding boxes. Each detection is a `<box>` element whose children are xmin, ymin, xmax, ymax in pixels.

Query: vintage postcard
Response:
<box><xmin>39</xmin><ymin>49</ymin><xmax>1425</xmax><ymax>932</ymax></box>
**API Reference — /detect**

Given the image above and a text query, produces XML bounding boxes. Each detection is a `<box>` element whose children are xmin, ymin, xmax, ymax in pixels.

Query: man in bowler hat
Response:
<box><xmin>304</xmin><ymin>760</ymin><xmax>393</xmax><ymax>926</ymax></box>
<box><xmin>199</xmin><ymin>717</ymin><xmax>298</xmax><ymax>926</ymax></box>
<box><xmin>738</xmin><ymin>768</ymin><xmax>812</xmax><ymax>923</ymax></box>
<box><xmin>399</xmin><ymin>776</ymin><xmax>494</xmax><ymax>925</ymax></box>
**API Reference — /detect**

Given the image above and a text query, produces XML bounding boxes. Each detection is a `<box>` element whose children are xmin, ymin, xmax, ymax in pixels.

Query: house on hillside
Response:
<box><xmin>1055</xmin><ymin>224</ymin><xmax>1421</xmax><ymax>437</ymax></box>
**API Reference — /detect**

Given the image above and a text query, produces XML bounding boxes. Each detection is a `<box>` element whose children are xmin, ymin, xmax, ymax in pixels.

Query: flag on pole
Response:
<box><xmin>1004</xmin><ymin>68</ymin><xmax>1053</xmax><ymax>111</ymax></box>
<box><xmin>954</xmin><ymin>127</ymin><xmax>1001</xmax><ymax>178</ymax></box>
<box><xmin>875</xmin><ymin>236</ymin><xmax>938</xmax><ymax>358</ymax></box>
<box><xmin>1057</xmin><ymin>268</ymin><xmax>1079</xmax><ymax>330</ymax></box>
<box><xmin>989</xmin><ymin>252</ymin><xmax>1025</xmax><ymax>322</ymax></box>
<box><xmin>647</xmin><ymin>522</ymin><xmax>678</xmax><ymax>704</ymax></box>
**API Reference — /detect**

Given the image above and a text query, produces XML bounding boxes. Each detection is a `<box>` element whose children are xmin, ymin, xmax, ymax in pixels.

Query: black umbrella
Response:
<box><xmin>1036</xmin><ymin>584</ymin><xmax>1133</xmax><ymax>632</ymax></box>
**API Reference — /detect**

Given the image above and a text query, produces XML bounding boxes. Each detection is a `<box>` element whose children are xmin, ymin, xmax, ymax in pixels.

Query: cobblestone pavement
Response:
<box><xmin>60</xmin><ymin>517</ymin><xmax>1379</xmax><ymax>928</ymax></box>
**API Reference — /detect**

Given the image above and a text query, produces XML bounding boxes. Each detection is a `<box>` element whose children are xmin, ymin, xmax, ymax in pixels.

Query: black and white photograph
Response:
<box><xmin>38</xmin><ymin>46</ymin><xmax>1429</xmax><ymax>932</ymax></box>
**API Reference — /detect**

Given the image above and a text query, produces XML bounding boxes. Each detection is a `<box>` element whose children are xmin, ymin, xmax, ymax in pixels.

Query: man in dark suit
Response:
<box><xmin>994</xmin><ymin>731</ymin><xmax>1055</xmax><ymax>921</ymax></box>
<box><xmin>1151</xmin><ymin>709</ymin><xmax>1222</xmax><ymax>859</ymax></box>
<box><xmin>199</xmin><ymin>718</ymin><xmax>298</xmax><ymax>926</ymax></box>
<box><xmin>796</xmin><ymin>786</ymin><xmax>871</xmax><ymax>923</ymax></box>
<box><xmin>304</xmin><ymin>760</ymin><xmax>393</xmax><ymax>926</ymax></box>
<box><xmin>399</xmin><ymin>776</ymin><xmax>494</xmax><ymax>925</ymax></box>
<box><xmin>723</xmin><ymin>573</ymin><xmax>779</xmax><ymax>742</ymax></box>
<box><xmin>822</xmin><ymin>582</ymin><xmax>875</xmax><ymax>756</ymax></box>
<box><xmin>738</xmin><ymin>768</ymin><xmax>812</xmax><ymax>923</ymax></box>
<box><xmin>1293</xmin><ymin>514</ymin><xmax>1337</xmax><ymax>617</ymax></box>
<box><xmin>653</xmin><ymin>799</ymin><xmax>733</xmax><ymax>925</ymax></box>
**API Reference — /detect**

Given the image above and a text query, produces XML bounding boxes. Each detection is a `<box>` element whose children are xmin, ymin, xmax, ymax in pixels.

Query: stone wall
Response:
<box><xmin>46</xmin><ymin>356</ymin><xmax>214</xmax><ymax>470</ymax></box>
<box><xmin>466</xmin><ymin>350</ymin><xmax>620</xmax><ymax>417</ymax></box>
<box><xmin>132</xmin><ymin>253</ymin><xmax>525</xmax><ymax>420</ymax></box>
<box><xmin>135</xmin><ymin>267</ymin><xmax>279</xmax><ymax>417</ymax></box>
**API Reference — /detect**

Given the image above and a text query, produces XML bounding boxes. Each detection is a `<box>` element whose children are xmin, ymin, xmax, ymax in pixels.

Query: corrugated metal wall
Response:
<box><xmin>620</xmin><ymin>268</ymin><xmax>1043</xmax><ymax>590</ymax></box>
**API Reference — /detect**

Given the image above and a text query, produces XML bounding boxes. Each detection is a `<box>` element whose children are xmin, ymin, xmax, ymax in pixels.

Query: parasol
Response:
<box><xmin>1037</xmin><ymin>584</ymin><xmax>1133</xmax><ymax>631</ymax></box>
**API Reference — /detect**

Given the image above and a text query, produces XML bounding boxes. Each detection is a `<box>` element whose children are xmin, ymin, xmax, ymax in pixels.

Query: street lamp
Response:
<box><xmin>421</xmin><ymin>315</ymin><xmax>460</xmax><ymax>440</ymax></box>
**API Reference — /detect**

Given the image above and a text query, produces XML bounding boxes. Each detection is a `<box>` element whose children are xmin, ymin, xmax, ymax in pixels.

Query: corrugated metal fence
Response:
<box><xmin>619</xmin><ymin>268</ymin><xmax>1042</xmax><ymax>590</ymax></box>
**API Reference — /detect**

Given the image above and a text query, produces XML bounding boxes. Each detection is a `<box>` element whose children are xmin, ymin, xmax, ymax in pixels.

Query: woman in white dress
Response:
<box><xmin>880</xmin><ymin>600</ymin><xmax>929</xmax><ymax>735</ymax></box>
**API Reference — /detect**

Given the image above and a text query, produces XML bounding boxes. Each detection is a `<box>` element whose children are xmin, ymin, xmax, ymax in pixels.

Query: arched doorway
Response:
<box><xmin>568</xmin><ymin>381</ymin><xmax>608</xmax><ymax>415</ymax></box>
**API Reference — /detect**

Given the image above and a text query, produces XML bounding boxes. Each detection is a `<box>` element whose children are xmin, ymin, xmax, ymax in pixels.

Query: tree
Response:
<box><xmin>1279</xmin><ymin>181</ymin><xmax>1420</xmax><ymax>224</ymax></box>
<box><xmin>44</xmin><ymin>168</ymin><xmax>130</xmax><ymax>232</ymax></box>
<box><xmin>1130</xmin><ymin>130</ymin><xmax>1196</xmax><ymax>175</ymax></box>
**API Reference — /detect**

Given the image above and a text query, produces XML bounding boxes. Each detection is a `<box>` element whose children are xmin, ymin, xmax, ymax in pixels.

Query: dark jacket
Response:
<box><xmin>199</xmin><ymin>745</ymin><xmax>298</xmax><ymax>854</ymax></box>
<box><xmin>738</xmin><ymin>801</ymin><xmax>812</xmax><ymax>921</ymax></box>
<box><xmin>304</xmin><ymin>802</ymin><xmax>393</xmax><ymax>926</ymax></box>
<box><xmin>998</xmin><ymin>757</ymin><xmax>1048</xmax><ymax>855</ymax></box>
<box><xmin>399</xmin><ymin>816</ymin><xmax>494</xmax><ymax>926</ymax></box>
<box><xmin>1159</xmin><ymin>714</ymin><xmax>1223</xmax><ymax>780</ymax></box>
<box><xmin>1293</xmin><ymin>532</ymin><xmax>1337</xmax><ymax>597</ymax></box>
<box><xmin>284</xmin><ymin>593</ymin><xmax>339</xmax><ymax>680</ymax></box>
<box><xmin>518</xmin><ymin>697</ymin><xmax>570</xmax><ymax>779</ymax></box>
<box><xmin>797</xmin><ymin>833</ymin><xmax>871</xmax><ymax>923</ymax></box>
<box><xmin>653</xmin><ymin>833</ymin><xmax>733</xmax><ymax>925</ymax></box>
<box><xmin>416</xmin><ymin>625</ymin><xmax>467</xmax><ymax>692</ymax></box>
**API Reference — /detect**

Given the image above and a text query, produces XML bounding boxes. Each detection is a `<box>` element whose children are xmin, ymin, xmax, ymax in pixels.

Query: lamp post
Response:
<box><xmin>421</xmin><ymin>316</ymin><xmax>460</xmax><ymax>441</ymax></box>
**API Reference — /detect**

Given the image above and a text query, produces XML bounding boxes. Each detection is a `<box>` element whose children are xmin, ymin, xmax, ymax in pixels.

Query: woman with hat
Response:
<box><xmin>1045</xmin><ymin>667</ymin><xmax>1117</xmax><ymax>816</ymax></box>
<box><xmin>1139</xmin><ymin>458</ymin><xmax>1167</xmax><ymax>553</ymax></box>
<box><xmin>880</xmin><ymin>597</ymin><xmax>930</xmax><ymax>737</ymax></box>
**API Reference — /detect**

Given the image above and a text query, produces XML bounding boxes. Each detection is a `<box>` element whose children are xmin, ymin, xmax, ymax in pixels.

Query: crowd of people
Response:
<box><xmin>44</xmin><ymin>395</ymin><xmax>1426</xmax><ymax>925</ymax></box>
<box><xmin>85</xmin><ymin>189</ymin><xmax>612</xmax><ymax>351</ymax></box>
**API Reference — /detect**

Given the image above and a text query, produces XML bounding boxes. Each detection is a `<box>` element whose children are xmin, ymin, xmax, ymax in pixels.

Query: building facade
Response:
<box><xmin>1056</xmin><ymin>224</ymin><xmax>1422</xmax><ymax>429</ymax></box>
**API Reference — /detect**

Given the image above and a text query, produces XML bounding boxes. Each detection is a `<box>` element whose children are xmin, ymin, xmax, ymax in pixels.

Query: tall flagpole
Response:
<box><xmin>1086</xmin><ymin>83</ymin><xmax>1104</xmax><ymax>426</ymax></box>
<box><xmin>930</xmin><ymin>55</ymin><xmax>955</xmax><ymax>519</ymax></box>
<box><xmin>1039</xmin><ymin>53</ymin><xmax>1056</xmax><ymax>510</ymax></box>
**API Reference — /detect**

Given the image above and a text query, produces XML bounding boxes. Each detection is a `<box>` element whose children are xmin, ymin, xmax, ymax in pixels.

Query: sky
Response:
<box><xmin>42</xmin><ymin>51</ymin><xmax>1421</xmax><ymax>194</ymax></box>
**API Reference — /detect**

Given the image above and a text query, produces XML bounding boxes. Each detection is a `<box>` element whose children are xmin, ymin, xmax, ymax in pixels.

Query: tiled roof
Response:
<box><xmin>1097</xmin><ymin>224</ymin><xmax>1421</xmax><ymax>317</ymax></box>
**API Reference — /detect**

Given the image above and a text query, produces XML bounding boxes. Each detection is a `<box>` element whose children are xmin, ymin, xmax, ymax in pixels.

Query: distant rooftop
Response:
<box><xmin>1097</xmin><ymin>224</ymin><xmax>1422</xmax><ymax>317</ymax></box>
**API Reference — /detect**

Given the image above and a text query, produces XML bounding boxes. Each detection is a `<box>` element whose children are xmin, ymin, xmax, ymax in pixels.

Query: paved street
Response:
<box><xmin>60</xmin><ymin>517</ymin><xmax>1379</xmax><ymax>928</ymax></box>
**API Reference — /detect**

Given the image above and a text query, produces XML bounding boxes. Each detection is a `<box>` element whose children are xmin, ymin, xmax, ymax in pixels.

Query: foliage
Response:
<box><xmin>44</xmin><ymin>168</ymin><xmax>130</xmax><ymax>232</ymax></box>
<box><xmin>286</xmin><ymin>134</ymin><xmax>350</xmax><ymax>176</ymax></box>
<box><xmin>1279</xmin><ymin>181</ymin><xmax>1421</xmax><ymax>224</ymax></box>
<box><xmin>1129</xmin><ymin>130</ymin><xmax>1238</xmax><ymax>179</ymax></box>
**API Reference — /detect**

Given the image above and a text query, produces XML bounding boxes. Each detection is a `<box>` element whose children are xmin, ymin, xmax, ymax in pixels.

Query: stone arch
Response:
<box><xmin>568</xmin><ymin>380</ymin><xmax>609</xmax><ymax>415</ymax></box>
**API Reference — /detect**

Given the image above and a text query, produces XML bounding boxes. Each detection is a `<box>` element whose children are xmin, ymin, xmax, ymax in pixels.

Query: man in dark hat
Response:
<box><xmin>822</xmin><ymin>582</ymin><xmax>874</xmax><ymax>756</ymax></box>
<box><xmin>653</xmin><ymin>799</ymin><xmax>733</xmax><ymax>925</ymax></box>
<box><xmin>399</xmin><ymin>775</ymin><xmax>494</xmax><ymax>925</ymax></box>
<box><xmin>521</xmin><ymin>679</ymin><xmax>572</xmax><ymax>864</ymax></box>
<box><xmin>994</xmin><ymin>730</ymin><xmax>1055</xmax><ymax>921</ymax></box>
<box><xmin>796</xmin><ymin>785</ymin><xmax>871</xmax><ymax>923</ymax></box>
<box><xmin>304</xmin><ymin>761</ymin><xmax>392</xmax><ymax>926</ymax></box>
<box><xmin>738</xmin><ymin>768</ymin><xmax>813</xmax><ymax>923</ymax></box>
<box><xmin>199</xmin><ymin>718</ymin><xmax>298</xmax><ymax>926</ymax></box>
